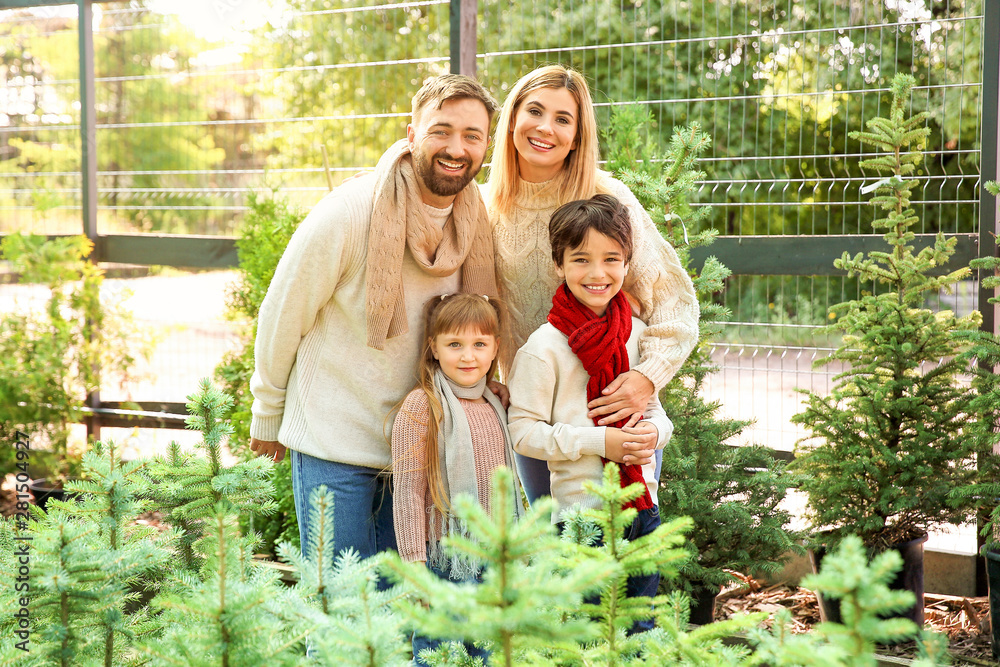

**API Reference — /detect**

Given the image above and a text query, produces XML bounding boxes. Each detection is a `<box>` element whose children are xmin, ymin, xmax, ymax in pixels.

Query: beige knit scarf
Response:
<box><xmin>366</xmin><ymin>139</ymin><xmax>498</xmax><ymax>350</ymax></box>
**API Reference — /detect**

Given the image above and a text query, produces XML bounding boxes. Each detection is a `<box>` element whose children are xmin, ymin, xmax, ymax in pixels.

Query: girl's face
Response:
<box><xmin>510</xmin><ymin>86</ymin><xmax>579</xmax><ymax>183</ymax></box>
<box><xmin>430</xmin><ymin>326</ymin><xmax>499</xmax><ymax>387</ymax></box>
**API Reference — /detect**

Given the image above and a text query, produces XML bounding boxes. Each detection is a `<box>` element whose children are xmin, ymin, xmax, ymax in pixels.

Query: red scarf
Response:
<box><xmin>547</xmin><ymin>284</ymin><xmax>654</xmax><ymax>511</ymax></box>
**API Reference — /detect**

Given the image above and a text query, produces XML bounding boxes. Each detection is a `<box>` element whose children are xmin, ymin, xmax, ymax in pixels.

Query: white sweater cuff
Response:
<box><xmin>250</xmin><ymin>414</ymin><xmax>283</xmax><ymax>442</ymax></box>
<box><xmin>633</xmin><ymin>357</ymin><xmax>672</xmax><ymax>392</ymax></box>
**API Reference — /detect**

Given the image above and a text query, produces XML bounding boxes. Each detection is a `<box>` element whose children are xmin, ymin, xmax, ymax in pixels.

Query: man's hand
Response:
<box><xmin>604</xmin><ymin>423</ymin><xmax>656</xmax><ymax>466</ymax></box>
<box><xmin>487</xmin><ymin>380</ymin><xmax>510</xmax><ymax>409</ymax></box>
<box><xmin>250</xmin><ymin>437</ymin><xmax>287</xmax><ymax>463</ymax></box>
<box><xmin>587</xmin><ymin>370</ymin><xmax>655</xmax><ymax>426</ymax></box>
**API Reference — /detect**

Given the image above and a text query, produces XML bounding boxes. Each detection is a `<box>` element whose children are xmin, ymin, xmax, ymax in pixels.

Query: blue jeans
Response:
<box><xmin>411</xmin><ymin>562</ymin><xmax>490</xmax><ymax>666</ymax></box>
<box><xmin>290</xmin><ymin>450</ymin><xmax>397</xmax><ymax>562</ymax></box>
<box><xmin>515</xmin><ymin>450</ymin><xmax>664</xmax><ymax>505</ymax></box>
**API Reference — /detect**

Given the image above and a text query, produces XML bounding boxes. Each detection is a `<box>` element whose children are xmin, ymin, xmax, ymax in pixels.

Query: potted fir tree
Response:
<box><xmin>792</xmin><ymin>74</ymin><xmax>989</xmax><ymax>626</ymax></box>
<box><xmin>605</xmin><ymin>112</ymin><xmax>801</xmax><ymax>624</ymax></box>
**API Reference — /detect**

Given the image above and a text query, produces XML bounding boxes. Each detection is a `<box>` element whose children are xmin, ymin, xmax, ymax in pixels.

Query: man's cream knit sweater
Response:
<box><xmin>249</xmin><ymin>174</ymin><xmax>461</xmax><ymax>469</ymax></box>
<box><xmin>485</xmin><ymin>173</ymin><xmax>699</xmax><ymax>389</ymax></box>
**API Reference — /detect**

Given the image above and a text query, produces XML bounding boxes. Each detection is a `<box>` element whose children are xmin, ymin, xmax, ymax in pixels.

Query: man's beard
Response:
<box><xmin>411</xmin><ymin>149</ymin><xmax>481</xmax><ymax>197</ymax></box>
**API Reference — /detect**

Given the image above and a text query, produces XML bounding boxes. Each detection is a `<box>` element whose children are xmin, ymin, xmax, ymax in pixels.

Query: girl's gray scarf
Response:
<box><xmin>429</xmin><ymin>368</ymin><xmax>525</xmax><ymax>579</ymax></box>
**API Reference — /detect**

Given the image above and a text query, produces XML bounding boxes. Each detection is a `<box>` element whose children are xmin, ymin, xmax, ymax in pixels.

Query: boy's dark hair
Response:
<box><xmin>548</xmin><ymin>194</ymin><xmax>634</xmax><ymax>265</ymax></box>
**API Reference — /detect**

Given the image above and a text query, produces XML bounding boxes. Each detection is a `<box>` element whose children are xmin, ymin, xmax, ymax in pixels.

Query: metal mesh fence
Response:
<box><xmin>0</xmin><ymin>0</ymin><xmax>988</xmax><ymax>458</ymax></box>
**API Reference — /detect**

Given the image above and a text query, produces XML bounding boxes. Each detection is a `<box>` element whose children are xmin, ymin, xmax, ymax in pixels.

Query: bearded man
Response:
<box><xmin>248</xmin><ymin>75</ymin><xmax>499</xmax><ymax>558</ymax></box>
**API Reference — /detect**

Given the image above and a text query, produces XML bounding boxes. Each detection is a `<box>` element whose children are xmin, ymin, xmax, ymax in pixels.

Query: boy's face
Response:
<box><xmin>554</xmin><ymin>228</ymin><xmax>628</xmax><ymax>317</ymax></box>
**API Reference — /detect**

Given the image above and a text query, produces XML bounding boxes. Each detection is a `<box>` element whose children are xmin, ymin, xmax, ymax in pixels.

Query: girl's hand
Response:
<box><xmin>487</xmin><ymin>380</ymin><xmax>510</xmax><ymax>409</ymax></box>
<box><xmin>250</xmin><ymin>438</ymin><xmax>287</xmax><ymax>462</ymax></box>
<box><xmin>587</xmin><ymin>370</ymin><xmax>654</xmax><ymax>426</ymax></box>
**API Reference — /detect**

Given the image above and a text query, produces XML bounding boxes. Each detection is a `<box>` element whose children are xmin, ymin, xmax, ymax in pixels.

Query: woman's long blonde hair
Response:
<box><xmin>486</xmin><ymin>65</ymin><xmax>601</xmax><ymax>217</ymax></box>
<box><xmin>412</xmin><ymin>293</ymin><xmax>504</xmax><ymax>514</ymax></box>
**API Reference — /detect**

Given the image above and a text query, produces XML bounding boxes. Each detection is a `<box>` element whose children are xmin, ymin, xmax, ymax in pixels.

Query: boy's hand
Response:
<box><xmin>487</xmin><ymin>380</ymin><xmax>510</xmax><ymax>409</ymax></box>
<box><xmin>588</xmin><ymin>370</ymin><xmax>654</xmax><ymax>426</ymax></box>
<box><xmin>604</xmin><ymin>426</ymin><xmax>655</xmax><ymax>466</ymax></box>
<box><xmin>621</xmin><ymin>422</ymin><xmax>659</xmax><ymax>464</ymax></box>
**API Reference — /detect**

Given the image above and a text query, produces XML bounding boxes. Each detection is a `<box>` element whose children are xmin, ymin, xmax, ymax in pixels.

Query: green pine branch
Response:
<box><xmin>143</xmin><ymin>379</ymin><xmax>277</xmax><ymax>571</ymax></box>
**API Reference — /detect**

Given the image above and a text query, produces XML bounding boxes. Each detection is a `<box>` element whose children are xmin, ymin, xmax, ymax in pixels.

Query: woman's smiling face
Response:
<box><xmin>511</xmin><ymin>86</ymin><xmax>579</xmax><ymax>183</ymax></box>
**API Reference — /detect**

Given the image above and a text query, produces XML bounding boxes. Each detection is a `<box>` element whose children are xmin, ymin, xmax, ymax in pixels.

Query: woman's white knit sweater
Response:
<box><xmin>249</xmin><ymin>174</ymin><xmax>460</xmax><ymax>469</ymax></box>
<box><xmin>485</xmin><ymin>174</ymin><xmax>699</xmax><ymax>389</ymax></box>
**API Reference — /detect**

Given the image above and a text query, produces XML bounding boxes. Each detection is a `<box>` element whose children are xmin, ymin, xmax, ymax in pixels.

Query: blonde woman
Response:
<box><xmin>483</xmin><ymin>65</ymin><xmax>699</xmax><ymax>502</ymax></box>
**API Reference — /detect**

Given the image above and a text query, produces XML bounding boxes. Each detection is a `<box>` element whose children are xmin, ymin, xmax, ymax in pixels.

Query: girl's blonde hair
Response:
<box><xmin>414</xmin><ymin>293</ymin><xmax>505</xmax><ymax>514</ymax></box>
<box><xmin>486</xmin><ymin>65</ymin><xmax>601</xmax><ymax>217</ymax></box>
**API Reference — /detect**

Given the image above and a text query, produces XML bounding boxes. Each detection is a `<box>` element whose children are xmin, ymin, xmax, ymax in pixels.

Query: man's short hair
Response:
<box><xmin>411</xmin><ymin>74</ymin><xmax>499</xmax><ymax>125</ymax></box>
<box><xmin>549</xmin><ymin>194</ymin><xmax>634</xmax><ymax>265</ymax></box>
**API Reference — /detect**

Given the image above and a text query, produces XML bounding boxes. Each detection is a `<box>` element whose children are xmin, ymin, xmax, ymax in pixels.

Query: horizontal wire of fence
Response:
<box><xmin>0</xmin><ymin>0</ymin><xmax>989</xmax><ymax>457</ymax></box>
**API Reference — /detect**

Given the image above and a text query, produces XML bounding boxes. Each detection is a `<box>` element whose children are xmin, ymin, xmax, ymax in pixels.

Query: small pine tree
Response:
<box><xmin>141</xmin><ymin>511</ymin><xmax>301</xmax><ymax>667</ymax></box>
<box><xmin>792</xmin><ymin>74</ymin><xmax>984</xmax><ymax>552</ymax></box>
<box><xmin>56</xmin><ymin>440</ymin><xmax>174</xmax><ymax>667</ymax></box>
<box><xmin>386</xmin><ymin>467</ymin><xmax>615</xmax><ymax>667</ymax></box>
<box><xmin>276</xmin><ymin>486</ymin><xmax>411</xmax><ymax>666</ymax></box>
<box><xmin>604</xmin><ymin>109</ymin><xmax>801</xmax><ymax>600</ymax></box>
<box><xmin>569</xmin><ymin>464</ymin><xmax>692</xmax><ymax>666</ymax></box>
<box><xmin>0</xmin><ymin>441</ymin><xmax>172</xmax><ymax>667</ymax></box>
<box><xmin>144</xmin><ymin>378</ymin><xmax>277</xmax><ymax>570</ymax></box>
<box><xmin>749</xmin><ymin>536</ymin><xmax>948</xmax><ymax>666</ymax></box>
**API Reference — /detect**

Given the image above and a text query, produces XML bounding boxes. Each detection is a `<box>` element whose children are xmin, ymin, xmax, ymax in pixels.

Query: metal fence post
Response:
<box><xmin>450</xmin><ymin>0</ymin><xmax>477</xmax><ymax>77</ymax></box>
<box><xmin>977</xmin><ymin>0</ymin><xmax>1000</xmax><ymax>597</ymax></box>
<box><xmin>78</xmin><ymin>0</ymin><xmax>101</xmax><ymax>442</ymax></box>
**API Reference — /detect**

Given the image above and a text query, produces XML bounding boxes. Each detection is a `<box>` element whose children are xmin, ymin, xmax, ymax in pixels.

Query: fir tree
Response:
<box><xmin>144</xmin><ymin>378</ymin><xmax>277</xmax><ymax>570</ymax></box>
<box><xmin>792</xmin><ymin>74</ymin><xmax>984</xmax><ymax>551</ymax></box>
<box><xmin>567</xmin><ymin>464</ymin><xmax>692</xmax><ymax>666</ymax></box>
<box><xmin>386</xmin><ymin>468</ymin><xmax>614</xmax><ymax>667</ymax></box>
<box><xmin>749</xmin><ymin>536</ymin><xmax>948</xmax><ymax>666</ymax></box>
<box><xmin>55</xmin><ymin>439</ymin><xmax>173</xmax><ymax>667</ymax></box>
<box><xmin>0</xmin><ymin>441</ymin><xmax>172</xmax><ymax>667</ymax></box>
<box><xmin>276</xmin><ymin>486</ymin><xmax>411</xmax><ymax>666</ymax></box>
<box><xmin>605</xmin><ymin>109</ymin><xmax>801</xmax><ymax>599</ymax></box>
<box><xmin>142</xmin><ymin>511</ymin><xmax>302</xmax><ymax>667</ymax></box>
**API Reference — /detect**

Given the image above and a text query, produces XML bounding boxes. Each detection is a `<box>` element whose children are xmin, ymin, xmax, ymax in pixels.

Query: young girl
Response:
<box><xmin>391</xmin><ymin>293</ymin><xmax>523</xmax><ymax>664</ymax></box>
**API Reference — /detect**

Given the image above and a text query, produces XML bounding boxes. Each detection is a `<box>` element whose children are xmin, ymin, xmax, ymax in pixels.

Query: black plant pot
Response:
<box><xmin>986</xmin><ymin>550</ymin><xmax>1000</xmax><ymax>661</ymax></box>
<box><xmin>809</xmin><ymin>532</ymin><xmax>927</xmax><ymax>628</ymax></box>
<box><xmin>28</xmin><ymin>478</ymin><xmax>80</xmax><ymax>512</ymax></box>
<box><xmin>688</xmin><ymin>586</ymin><xmax>719</xmax><ymax>625</ymax></box>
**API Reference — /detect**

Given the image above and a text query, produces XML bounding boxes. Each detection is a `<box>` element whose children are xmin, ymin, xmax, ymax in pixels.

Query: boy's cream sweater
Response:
<box><xmin>249</xmin><ymin>174</ymin><xmax>461</xmax><ymax>469</ymax></box>
<box><xmin>507</xmin><ymin>317</ymin><xmax>673</xmax><ymax>521</ymax></box>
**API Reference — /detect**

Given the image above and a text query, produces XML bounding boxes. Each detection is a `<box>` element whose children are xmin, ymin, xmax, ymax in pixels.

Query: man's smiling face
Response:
<box><xmin>407</xmin><ymin>97</ymin><xmax>490</xmax><ymax>207</ymax></box>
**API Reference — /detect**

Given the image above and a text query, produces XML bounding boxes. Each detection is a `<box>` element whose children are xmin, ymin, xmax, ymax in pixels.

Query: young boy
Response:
<box><xmin>506</xmin><ymin>193</ymin><xmax>672</xmax><ymax>627</ymax></box>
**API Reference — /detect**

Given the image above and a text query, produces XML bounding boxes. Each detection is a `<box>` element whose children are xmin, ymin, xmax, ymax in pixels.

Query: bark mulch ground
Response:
<box><xmin>715</xmin><ymin>573</ymin><xmax>995</xmax><ymax>665</ymax></box>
